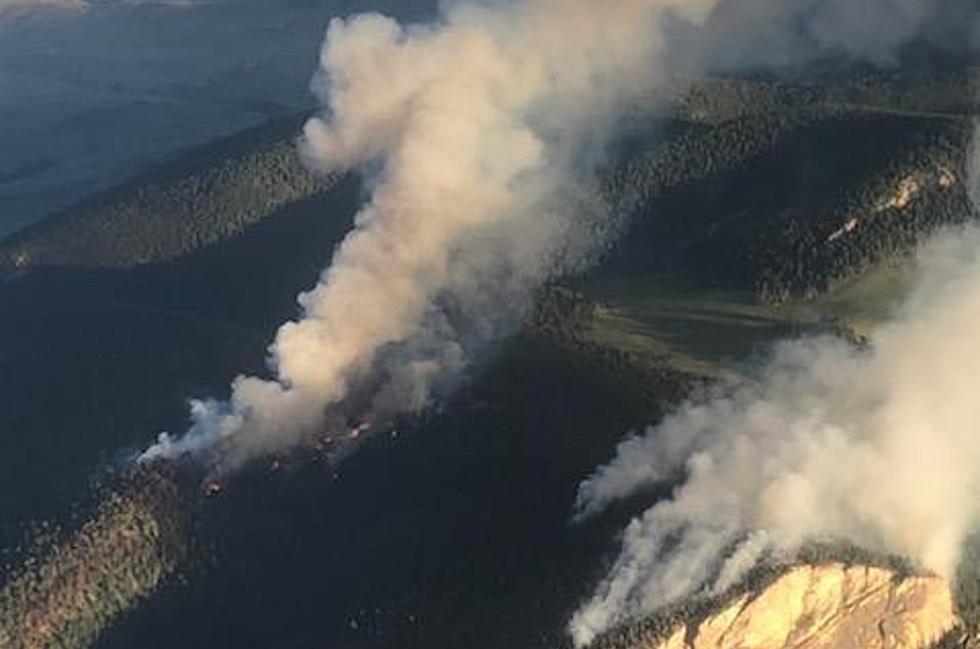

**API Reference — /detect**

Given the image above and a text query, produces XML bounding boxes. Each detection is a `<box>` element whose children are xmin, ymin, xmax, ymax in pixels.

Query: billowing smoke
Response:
<box><xmin>140</xmin><ymin>0</ymin><xmax>975</xmax><ymax>469</ymax></box>
<box><xmin>139</xmin><ymin>0</ymin><xmax>727</xmax><ymax>470</ymax></box>
<box><xmin>115</xmin><ymin>0</ymin><xmax>980</xmax><ymax>640</ymax></box>
<box><xmin>569</xmin><ymin>158</ymin><xmax>980</xmax><ymax>644</ymax></box>
<box><xmin>660</xmin><ymin>0</ymin><xmax>980</xmax><ymax>73</ymax></box>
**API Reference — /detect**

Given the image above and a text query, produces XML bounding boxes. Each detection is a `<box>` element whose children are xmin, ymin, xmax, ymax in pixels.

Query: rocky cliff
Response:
<box><xmin>598</xmin><ymin>563</ymin><xmax>959</xmax><ymax>649</ymax></box>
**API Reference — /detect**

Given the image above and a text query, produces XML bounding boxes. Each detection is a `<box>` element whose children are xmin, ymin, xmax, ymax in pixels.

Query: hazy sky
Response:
<box><xmin>0</xmin><ymin>0</ymin><xmax>436</xmax><ymax>237</ymax></box>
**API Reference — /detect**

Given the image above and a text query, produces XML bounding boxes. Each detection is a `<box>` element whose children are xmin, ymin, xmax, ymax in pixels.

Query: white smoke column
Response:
<box><xmin>570</xmin><ymin>217</ymin><xmax>980</xmax><ymax>644</ymax></box>
<box><xmin>138</xmin><ymin>0</ymin><xmax>971</xmax><ymax>469</ymax></box>
<box><xmin>139</xmin><ymin>0</ymin><xmax>724</xmax><ymax>469</ymax></box>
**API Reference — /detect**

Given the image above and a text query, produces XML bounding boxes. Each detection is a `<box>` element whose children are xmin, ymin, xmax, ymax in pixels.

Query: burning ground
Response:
<box><xmin>0</xmin><ymin>30</ymin><xmax>979</xmax><ymax>649</ymax></box>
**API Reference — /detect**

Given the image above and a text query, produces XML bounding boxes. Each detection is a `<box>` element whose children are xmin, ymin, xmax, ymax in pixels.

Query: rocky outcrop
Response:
<box><xmin>649</xmin><ymin>564</ymin><xmax>958</xmax><ymax>649</ymax></box>
<box><xmin>612</xmin><ymin>110</ymin><xmax>977</xmax><ymax>304</ymax></box>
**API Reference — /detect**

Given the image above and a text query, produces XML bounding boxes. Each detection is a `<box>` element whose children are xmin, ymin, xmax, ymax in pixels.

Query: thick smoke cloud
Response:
<box><xmin>569</xmin><ymin>148</ymin><xmax>980</xmax><ymax>645</ymax></box>
<box><xmin>141</xmin><ymin>0</ymin><xmax>977</xmax><ymax>468</ymax></box>
<box><xmin>140</xmin><ymin>0</ymin><xmax>725</xmax><ymax>469</ymax></box>
<box><xmin>661</xmin><ymin>0</ymin><xmax>980</xmax><ymax>74</ymax></box>
<box><xmin>121</xmin><ymin>0</ymin><xmax>980</xmax><ymax>639</ymax></box>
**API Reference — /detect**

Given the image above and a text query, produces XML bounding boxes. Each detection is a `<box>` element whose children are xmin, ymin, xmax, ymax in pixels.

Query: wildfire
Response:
<box><xmin>348</xmin><ymin>418</ymin><xmax>371</xmax><ymax>440</ymax></box>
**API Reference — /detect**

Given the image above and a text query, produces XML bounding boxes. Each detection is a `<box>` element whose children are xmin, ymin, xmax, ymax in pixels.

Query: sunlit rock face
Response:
<box><xmin>607</xmin><ymin>564</ymin><xmax>958</xmax><ymax>649</ymax></box>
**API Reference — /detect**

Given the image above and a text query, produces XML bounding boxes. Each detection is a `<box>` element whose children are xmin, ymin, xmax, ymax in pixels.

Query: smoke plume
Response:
<box><xmin>569</xmin><ymin>154</ymin><xmax>980</xmax><ymax>645</ymax></box>
<box><xmin>139</xmin><ymin>0</ymin><xmax>728</xmax><ymax>470</ymax></box>
<box><xmin>660</xmin><ymin>0</ymin><xmax>980</xmax><ymax>73</ymax></box>
<box><xmin>141</xmin><ymin>0</ymin><xmax>976</xmax><ymax>468</ymax></box>
<box><xmin>119</xmin><ymin>0</ymin><xmax>980</xmax><ymax>639</ymax></box>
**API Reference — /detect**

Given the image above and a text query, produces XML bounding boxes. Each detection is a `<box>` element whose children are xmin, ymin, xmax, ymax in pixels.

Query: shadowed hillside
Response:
<box><xmin>0</xmin><ymin>114</ymin><xmax>343</xmax><ymax>273</ymax></box>
<box><xmin>3</xmin><ymin>67</ymin><xmax>978</xmax><ymax>304</ymax></box>
<box><xmin>611</xmin><ymin>111</ymin><xmax>977</xmax><ymax>301</ymax></box>
<box><xmin>2</xmin><ymin>63</ymin><xmax>980</xmax><ymax>649</ymax></box>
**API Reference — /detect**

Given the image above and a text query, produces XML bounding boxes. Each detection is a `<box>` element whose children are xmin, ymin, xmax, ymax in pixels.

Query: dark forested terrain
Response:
<box><xmin>1</xmin><ymin>64</ymin><xmax>979</xmax><ymax>649</ymax></box>
<box><xmin>4</xmin><ymin>67</ymin><xmax>977</xmax><ymax>300</ymax></box>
